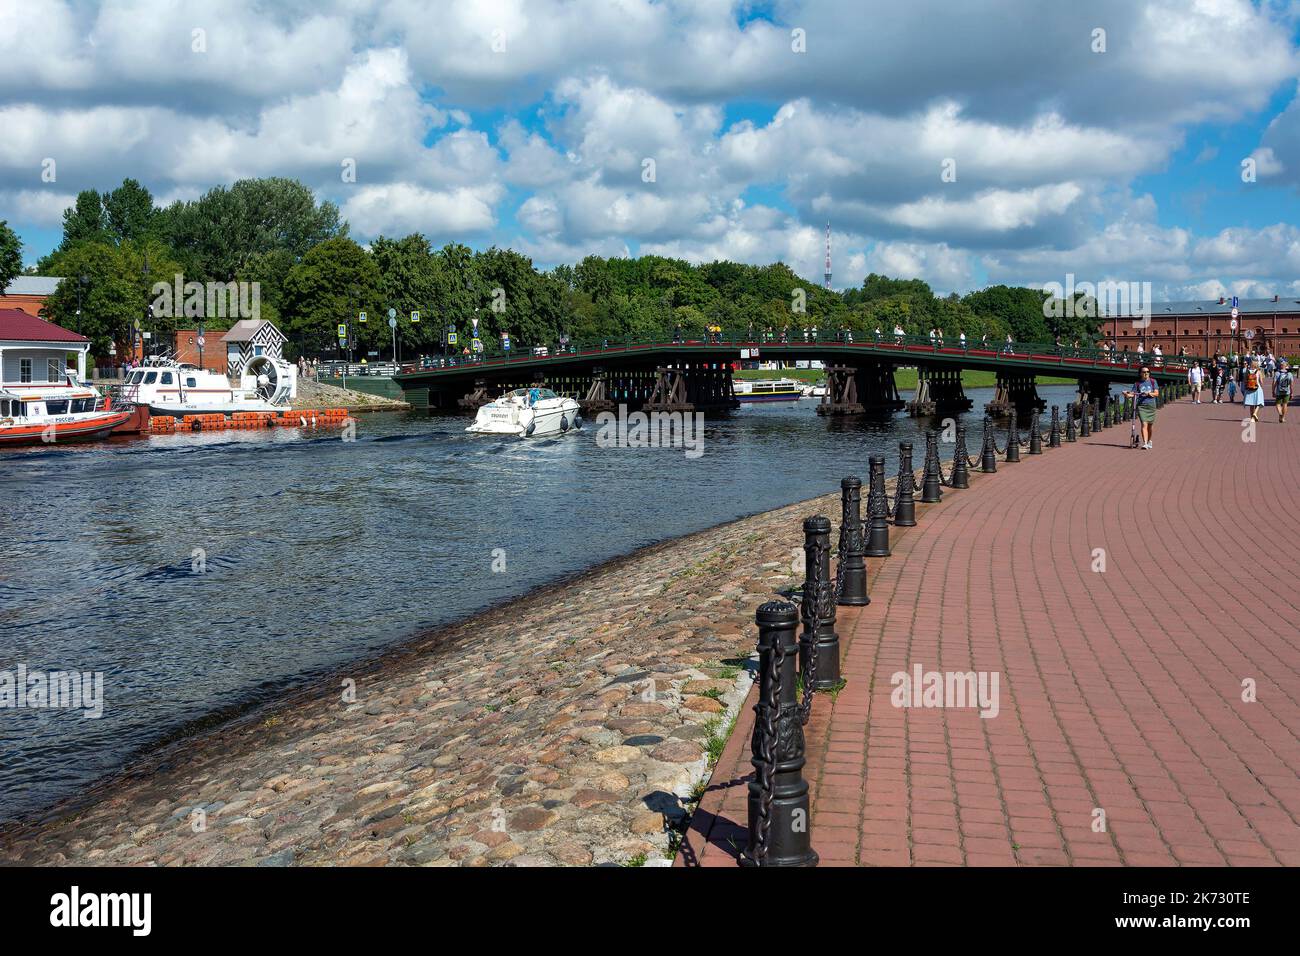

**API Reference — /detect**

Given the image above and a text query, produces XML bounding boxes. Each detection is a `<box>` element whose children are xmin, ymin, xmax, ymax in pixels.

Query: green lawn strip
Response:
<box><xmin>737</xmin><ymin>367</ymin><xmax>1075</xmax><ymax>388</ymax></box>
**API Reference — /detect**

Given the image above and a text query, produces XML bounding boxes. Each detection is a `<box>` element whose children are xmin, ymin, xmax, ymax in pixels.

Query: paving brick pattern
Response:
<box><xmin>680</xmin><ymin>398</ymin><xmax>1300</xmax><ymax>866</ymax></box>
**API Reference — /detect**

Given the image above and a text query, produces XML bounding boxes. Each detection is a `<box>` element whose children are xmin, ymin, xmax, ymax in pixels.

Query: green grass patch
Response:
<box><xmin>739</xmin><ymin>367</ymin><xmax>1074</xmax><ymax>389</ymax></box>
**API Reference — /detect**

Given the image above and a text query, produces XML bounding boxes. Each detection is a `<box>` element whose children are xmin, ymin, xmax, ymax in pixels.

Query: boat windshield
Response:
<box><xmin>508</xmin><ymin>387</ymin><xmax>558</xmax><ymax>403</ymax></box>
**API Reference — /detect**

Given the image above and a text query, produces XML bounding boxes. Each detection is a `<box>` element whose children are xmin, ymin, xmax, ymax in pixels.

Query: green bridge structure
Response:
<box><xmin>393</xmin><ymin>333</ymin><xmax>1190</xmax><ymax>418</ymax></box>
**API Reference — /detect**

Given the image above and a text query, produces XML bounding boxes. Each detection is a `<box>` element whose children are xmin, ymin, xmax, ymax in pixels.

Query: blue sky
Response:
<box><xmin>3</xmin><ymin>0</ymin><xmax>1300</xmax><ymax>300</ymax></box>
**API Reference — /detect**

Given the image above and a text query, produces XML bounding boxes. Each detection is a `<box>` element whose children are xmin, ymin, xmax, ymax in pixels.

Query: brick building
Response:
<box><xmin>2</xmin><ymin>276</ymin><xmax>62</xmax><ymax>316</ymax></box>
<box><xmin>1101</xmin><ymin>296</ymin><xmax>1300</xmax><ymax>358</ymax></box>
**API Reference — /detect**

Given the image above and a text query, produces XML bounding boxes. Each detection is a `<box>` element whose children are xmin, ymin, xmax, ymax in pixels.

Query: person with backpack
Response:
<box><xmin>1124</xmin><ymin>366</ymin><xmax>1160</xmax><ymax>450</ymax></box>
<box><xmin>1243</xmin><ymin>357</ymin><xmax>1265</xmax><ymax>422</ymax></box>
<box><xmin>1227</xmin><ymin>365</ymin><xmax>1238</xmax><ymax>403</ymax></box>
<box><xmin>1272</xmin><ymin>359</ymin><xmax>1292</xmax><ymax>423</ymax></box>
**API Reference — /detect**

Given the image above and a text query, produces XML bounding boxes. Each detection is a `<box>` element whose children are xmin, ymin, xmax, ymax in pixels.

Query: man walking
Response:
<box><xmin>1274</xmin><ymin>359</ymin><xmax>1292</xmax><ymax>423</ymax></box>
<box><xmin>1188</xmin><ymin>362</ymin><xmax>1204</xmax><ymax>403</ymax></box>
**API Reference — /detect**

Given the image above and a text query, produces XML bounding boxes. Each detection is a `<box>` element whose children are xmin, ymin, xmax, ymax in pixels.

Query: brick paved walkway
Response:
<box><xmin>680</xmin><ymin>398</ymin><xmax>1300</xmax><ymax>866</ymax></box>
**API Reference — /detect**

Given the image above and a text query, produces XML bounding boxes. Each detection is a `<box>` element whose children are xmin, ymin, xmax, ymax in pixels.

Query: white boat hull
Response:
<box><xmin>467</xmin><ymin>393</ymin><xmax>581</xmax><ymax>438</ymax></box>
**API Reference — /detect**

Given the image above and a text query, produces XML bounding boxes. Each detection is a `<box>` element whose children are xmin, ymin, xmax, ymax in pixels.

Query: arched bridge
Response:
<box><xmin>393</xmin><ymin>334</ymin><xmax>1190</xmax><ymax>418</ymax></box>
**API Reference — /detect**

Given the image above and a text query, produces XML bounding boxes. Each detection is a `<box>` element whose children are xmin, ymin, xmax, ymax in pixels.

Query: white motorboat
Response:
<box><xmin>466</xmin><ymin>387</ymin><xmax>581</xmax><ymax>438</ymax></box>
<box><xmin>118</xmin><ymin>355</ymin><xmax>296</xmax><ymax>416</ymax></box>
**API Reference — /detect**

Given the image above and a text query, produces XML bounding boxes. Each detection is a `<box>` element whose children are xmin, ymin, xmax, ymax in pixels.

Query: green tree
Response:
<box><xmin>59</xmin><ymin>191</ymin><xmax>108</xmax><ymax>249</ymax></box>
<box><xmin>103</xmin><ymin>178</ymin><xmax>157</xmax><ymax>245</ymax></box>
<box><xmin>281</xmin><ymin>237</ymin><xmax>382</xmax><ymax>357</ymax></box>
<box><xmin>39</xmin><ymin>239</ymin><xmax>181</xmax><ymax>358</ymax></box>
<box><xmin>0</xmin><ymin>220</ymin><xmax>22</xmax><ymax>292</ymax></box>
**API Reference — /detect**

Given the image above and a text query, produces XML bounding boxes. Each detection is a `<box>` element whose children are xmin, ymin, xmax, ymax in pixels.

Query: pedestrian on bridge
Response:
<box><xmin>1188</xmin><ymin>363</ymin><xmax>1204</xmax><ymax>403</ymax></box>
<box><xmin>1124</xmin><ymin>366</ymin><xmax>1159</xmax><ymax>449</ymax></box>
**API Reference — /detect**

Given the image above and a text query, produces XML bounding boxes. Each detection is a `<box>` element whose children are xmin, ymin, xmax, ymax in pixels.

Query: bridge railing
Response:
<box><xmin>394</xmin><ymin>331</ymin><xmax>1191</xmax><ymax>377</ymax></box>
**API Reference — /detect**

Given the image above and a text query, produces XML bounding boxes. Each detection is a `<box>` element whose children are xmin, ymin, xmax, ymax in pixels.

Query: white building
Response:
<box><xmin>0</xmin><ymin>307</ymin><xmax>91</xmax><ymax>386</ymax></box>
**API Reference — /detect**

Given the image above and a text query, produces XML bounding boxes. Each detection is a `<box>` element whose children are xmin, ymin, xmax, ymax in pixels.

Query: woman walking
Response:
<box><xmin>1124</xmin><ymin>366</ymin><xmax>1160</xmax><ymax>450</ymax></box>
<box><xmin>1244</xmin><ymin>357</ymin><xmax>1265</xmax><ymax>422</ymax></box>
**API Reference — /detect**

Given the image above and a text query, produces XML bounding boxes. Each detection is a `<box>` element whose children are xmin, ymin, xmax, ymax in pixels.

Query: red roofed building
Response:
<box><xmin>0</xmin><ymin>307</ymin><xmax>91</xmax><ymax>385</ymax></box>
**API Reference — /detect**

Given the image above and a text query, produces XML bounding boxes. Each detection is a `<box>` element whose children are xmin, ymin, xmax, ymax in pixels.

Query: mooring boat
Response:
<box><xmin>466</xmin><ymin>387</ymin><xmax>581</xmax><ymax>438</ymax></box>
<box><xmin>118</xmin><ymin>355</ymin><xmax>296</xmax><ymax>416</ymax></box>
<box><xmin>733</xmin><ymin>378</ymin><xmax>803</xmax><ymax>402</ymax></box>
<box><xmin>0</xmin><ymin>376</ymin><xmax>131</xmax><ymax>446</ymax></box>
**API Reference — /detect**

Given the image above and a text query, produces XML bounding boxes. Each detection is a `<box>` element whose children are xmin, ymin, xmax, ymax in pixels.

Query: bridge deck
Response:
<box><xmin>681</xmin><ymin>397</ymin><xmax>1299</xmax><ymax>866</ymax></box>
<box><xmin>395</xmin><ymin>338</ymin><xmax>1189</xmax><ymax>390</ymax></box>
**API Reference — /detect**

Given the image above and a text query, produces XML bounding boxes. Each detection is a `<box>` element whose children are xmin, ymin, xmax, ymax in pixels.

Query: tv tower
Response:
<box><xmin>823</xmin><ymin>221</ymin><xmax>832</xmax><ymax>290</ymax></box>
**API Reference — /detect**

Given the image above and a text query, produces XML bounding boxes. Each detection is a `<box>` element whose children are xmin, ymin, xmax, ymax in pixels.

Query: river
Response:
<box><xmin>0</xmin><ymin>383</ymin><xmax>1085</xmax><ymax>824</ymax></box>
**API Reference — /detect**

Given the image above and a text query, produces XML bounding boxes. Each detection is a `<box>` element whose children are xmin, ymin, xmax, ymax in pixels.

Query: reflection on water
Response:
<box><xmin>0</xmin><ymin>384</ymin><xmax>1082</xmax><ymax>823</ymax></box>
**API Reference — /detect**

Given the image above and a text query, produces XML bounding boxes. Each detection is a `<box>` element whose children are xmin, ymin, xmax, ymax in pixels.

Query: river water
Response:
<box><xmin>0</xmin><ymin>383</ymin><xmax>1084</xmax><ymax>824</ymax></box>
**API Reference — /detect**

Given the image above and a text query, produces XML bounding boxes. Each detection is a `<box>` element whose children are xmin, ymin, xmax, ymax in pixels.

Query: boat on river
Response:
<box><xmin>118</xmin><ymin>355</ymin><xmax>296</xmax><ymax>416</ymax></box>
<box><xmin>733</xmin><ymin>378</ymin><xmax>803</xmax><ymax>402</ymax></box>
<box><xmin>0</xmin><ymin>375</ymin><xmax>131</xmax><ymax>445</ymax></box>
<box><xmin>466</xmin><ymin>387</ymin><xmax>581</xmax><ymax>437</ymax></box>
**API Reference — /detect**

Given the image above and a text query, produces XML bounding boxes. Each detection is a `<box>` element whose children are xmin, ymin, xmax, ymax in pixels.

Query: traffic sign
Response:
<box><xmin>358</xmin><ymin>311</ymin><xmax>367</xmax><ymax>323</ymax></box>
<box><xmin>196</xmin><ymin>335</ymin><xmax>205</xmax><ymax>348</ymax></box>
<box><xmin>448</xmin><ymin>332</ymin><xmax>458</xmax><ymax>345</ymax></box>
<box><xmin>472</xmin><ymin>337</ymin><xmax>483</xmax><ymax>352</ymax></box>
<box><xmin>1244</xmin><ymin>329</ymin><xmax>1255</xmax><ymax>340</ymax></box>
<box><xmin>337</xmin><ymin>323</ymin><xmax>347</xmax><ymax>338</ymax></box>
<box><xmin>411</xmin><ymin>311</ymin><xmax>420</xmax><ymax>323</ymax></box>
<box><xmin>388</xmin><ymin>317</ymin><xmax>397</xmax><ymax>329</ymax></box>
<box><xmin>1230</xmin><ymin>318</ymin><xmax>1239</xmax><ymax>331</ymax></box>
<box><xmin>1231</xmin><ymin>306</ymin><xmax>1239</xmax><ymax>318</ymax></box>
<box><xmin>1231</xmin><ymin>295</ymin><xmax>1239</xmax><ymax>308</ymax></box>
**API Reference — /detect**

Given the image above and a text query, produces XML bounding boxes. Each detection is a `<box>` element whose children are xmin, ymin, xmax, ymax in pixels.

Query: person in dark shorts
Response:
<box><xmin>1274</xmin><ymin>359</ymin><xmax>1292</xmax><ymax>423</ymax></box>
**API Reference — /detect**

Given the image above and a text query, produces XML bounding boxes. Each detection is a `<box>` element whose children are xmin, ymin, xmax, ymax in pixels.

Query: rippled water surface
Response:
<box><xmin>0</xmin><ymin>384</ymin><xmax>1084</xmax><ymax>823</ymax></box>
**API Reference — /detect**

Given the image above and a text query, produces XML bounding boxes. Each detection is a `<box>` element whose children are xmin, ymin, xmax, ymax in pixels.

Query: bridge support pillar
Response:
<box><xmin>985</xmin><ymin>372</ymin><xmax>1045</xmax><ymax>418</ymax></box>
<box><xmin>816</xmin><ymin>365</ymin><xmax>865</xmax><ymax>416</ymax></box>
<box><xmin>580</xmin><ymin>370</ymin><xmax>615</xmax><ymax>415</ymax></box>
<box><xmin>457</xmin><ymin>378</ymin><xmax>494</xmax><ymax>410</ymax></box>
<box><xmin>644</xmin><ymin>366</ymin><xmax>693</xmax><ymax>413</ymax></box>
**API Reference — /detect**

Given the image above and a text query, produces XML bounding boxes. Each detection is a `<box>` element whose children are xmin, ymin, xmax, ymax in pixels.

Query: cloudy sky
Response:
<box><xmin>3</xmin><ymin>0</ymin><xmax>1300</xmax><ymax>299</ymax></box>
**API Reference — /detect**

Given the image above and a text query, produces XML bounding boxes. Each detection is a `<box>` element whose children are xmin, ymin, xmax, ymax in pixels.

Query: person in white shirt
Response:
<box><xmin>1187</xmin><ymin>363</ymin><xmax>1204</xmax><ymax>403</ymax></box>
<box><xmin>894</xmin><ymin>324</ymin><xmax>904</xmax><ymax>344</ymax></box>
<box><xmin>959</xmin><ymin>331</ymin><xmax>967</xmax><ymax>349</ymax></box>
<box><xmin>1152</xmin><ymin>343</ymin><xmax>1163</xmax><ymax>366</ymax></box>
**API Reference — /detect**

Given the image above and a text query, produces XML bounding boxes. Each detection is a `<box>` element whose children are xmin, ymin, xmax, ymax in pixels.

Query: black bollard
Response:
<box><xmin>1080</xmin><ymin>400</ymin><xmax>1091</xmax><ymax>437</ymax></box>
<box><xmin>1092</xmin><ymin>400</ymin><xmax>1101</xmax><ymax>433</ymax></box>
<box><xmin>920</xmin><ymin>430</ymin><xmax>943</xmax><ymax>502</ymax></box>
<box><xmin>800</xmin><ymin>515</ymin><xmax>841</xmax><ymax>690</ymax></box>
<box><xmin>1065</xmin><ymin>403</ymin><xmax>1078</xmax><ymax>442</ymax></box>
<box><xmin>741</xmin><ymin>601</ymin><xmax>818</xmax><ymax>868</ymax></box>
<box><xmin>864</xmin><ymin>456</ymin><xmax>891</xmax><ymax>557</ymax></box>
<box><xmin>980</xmin><ymin>416</ymin><xmax>997</xmax><ymax>473</ymax></box>
<box><xmin>1048</xmin><ymin>405</ymin><xmax>1061</xmax><ymax>447</ymax></box>
<box><xmin>1028</xmin><ymin>410</ymin><xmax>1043</xmax><ymax>454</ymax></box>
<box><xmin>950</xmin><ymin>423</ymin><xmax>971</xmax><ymax>489</ymax></box>
<box><xmin>893</xmin><ymin>443</ymin><xmax>917</xmax><ymax>527</ymax></box>
<box><xmin>1005</xmin><ymin>408</ymin><xmax>1020</xmax><ymax>462</ymax></box>
<box><xmin>836</xmin><ymin>479</ymin><xmax>869</xmax><ymax>606</ymax></box>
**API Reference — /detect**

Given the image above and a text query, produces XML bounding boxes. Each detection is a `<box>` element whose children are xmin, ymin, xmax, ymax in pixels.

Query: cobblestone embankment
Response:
<box><xmin>0</xmin><ymin>490</ymin><xmax>847</xmax><ymax>866</ymax></box>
